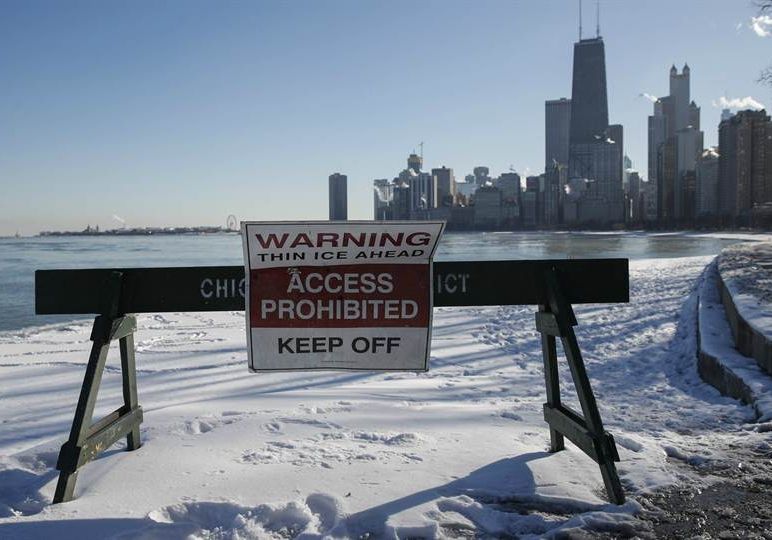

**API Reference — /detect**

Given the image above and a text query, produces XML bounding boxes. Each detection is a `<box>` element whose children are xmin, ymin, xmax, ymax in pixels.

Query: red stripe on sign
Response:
<box><xmin>249</xmin><ymin>264</ymin><xmax>430</xmax><ymax>328</ymax></box>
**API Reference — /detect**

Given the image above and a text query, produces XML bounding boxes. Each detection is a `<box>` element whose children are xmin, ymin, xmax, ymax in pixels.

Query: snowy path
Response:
<box><xmin>0</xmin><ymin>256</ymin><xmax>768</xmax><ymax>538</ymax></box>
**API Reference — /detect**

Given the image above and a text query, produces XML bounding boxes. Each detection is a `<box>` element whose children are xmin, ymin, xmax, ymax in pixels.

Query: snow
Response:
<box><xmin>1</xmin><ymin>256</ymin><xmax>770</xmax><ymax>538</ymax></box>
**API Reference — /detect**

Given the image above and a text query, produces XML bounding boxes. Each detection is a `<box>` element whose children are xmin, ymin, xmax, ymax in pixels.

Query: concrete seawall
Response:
<box><xmin>696</xmin><ymin>245</ymin><xmax>772</xmax><ymax>421</ymax></box>
<box><xmin>717</xmin><ymin>243</ymin><xmax>772</xmax><ymax>375</ymax></box>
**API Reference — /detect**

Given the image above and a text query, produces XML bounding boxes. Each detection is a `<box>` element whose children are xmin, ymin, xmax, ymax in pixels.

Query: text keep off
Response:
<box><xmin>241</xmin><ymin>221</ymin><xmax>444</xmax><ymax>371</ymax></box>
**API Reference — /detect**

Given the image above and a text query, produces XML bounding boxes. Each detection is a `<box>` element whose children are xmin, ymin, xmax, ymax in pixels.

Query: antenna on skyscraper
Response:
<box><xmin>596</xmin><ymin>0</ymin><xmax>600</xmax><ymax>37</ymax></box>
<box><xmin>579</xmin><ymin>0</ymin><xmax>583</xmax><ymax>40</ymax></box>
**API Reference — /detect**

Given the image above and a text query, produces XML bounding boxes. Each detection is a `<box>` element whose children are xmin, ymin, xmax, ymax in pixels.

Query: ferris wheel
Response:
<box><xmin>226</xmin><ymin>215</ymin><xmax>238</xmax><ymax>232</ymax></box>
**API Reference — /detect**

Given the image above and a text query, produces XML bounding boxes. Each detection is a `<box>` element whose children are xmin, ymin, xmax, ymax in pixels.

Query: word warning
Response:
<box><xmin>241</xmin><ymin>221</ymin><xmax>444</xmax><ymax>372</ymax></box>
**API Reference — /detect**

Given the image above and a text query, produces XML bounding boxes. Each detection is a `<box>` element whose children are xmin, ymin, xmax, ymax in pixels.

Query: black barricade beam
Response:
<box><xmin>36</xmin><ymin>259</ymin><xmax>628</xmax><ymax>315</ymax></box>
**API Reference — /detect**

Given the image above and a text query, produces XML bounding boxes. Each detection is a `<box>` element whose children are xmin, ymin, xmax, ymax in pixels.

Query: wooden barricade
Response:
<box><xmin>35</xmin><ymin>259</ymin><xmax>629</xmax><ymax>504</ymax></box>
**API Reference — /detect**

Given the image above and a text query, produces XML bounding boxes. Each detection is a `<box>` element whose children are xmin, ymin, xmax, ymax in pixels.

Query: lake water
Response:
<box><xmin>0</xmin><ymin>231</ymin><xmax>760</xmax><ymax>332</ymax></box>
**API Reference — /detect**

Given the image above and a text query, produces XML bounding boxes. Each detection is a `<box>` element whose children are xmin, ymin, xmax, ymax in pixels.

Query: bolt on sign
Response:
<box><xmin>241</xmin><ymin>221</ymin><xmax>445</xmax><ymax>372</ymax></box>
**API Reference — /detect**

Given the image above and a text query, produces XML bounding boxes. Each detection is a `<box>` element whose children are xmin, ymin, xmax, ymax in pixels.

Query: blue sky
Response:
<box><xmin>1</xmin><ymin>0</ymin><xmax>770</xmax><ymax>235</ymax></box>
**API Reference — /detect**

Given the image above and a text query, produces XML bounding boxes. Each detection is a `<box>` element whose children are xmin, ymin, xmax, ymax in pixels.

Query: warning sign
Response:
<box><xmin>241</xmin><ymin>221</ymin><xmax>444</xmax><ymax>372</ymax></box>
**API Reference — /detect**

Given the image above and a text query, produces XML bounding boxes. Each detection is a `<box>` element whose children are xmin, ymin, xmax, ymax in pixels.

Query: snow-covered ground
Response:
<box><xmin>1</xmin><ymin>256</ymin><xmax>770</xmax><ymax>539</ymax></box>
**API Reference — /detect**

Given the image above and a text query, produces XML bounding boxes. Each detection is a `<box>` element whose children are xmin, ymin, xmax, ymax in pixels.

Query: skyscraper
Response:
<box><xmin>373</xmin><ymin>179</ymin><xmax>393</xmax><ymax>220</ymax></box>
<box><xmin>626</xmin><ymin>170</ymin><xmax>643</xmax><ymax>223</ymax></box>
<box><xmin>648</xmin><ymin>65</ymin><xmax>704</xmax><ymax>223</ymax></box>
<box><xmin>567</xmin><ymin>35</ymin><xmax>624</xmax><ymax>224</ymax></box>
<box><xmin>669</xmin><ymin>64</ymin><xmax>690</xmax><ymax>132</ymax></box>
<box><xmin>328</xmin><ymin>173</ymin><xmax>347</xmax><ymax>220</ymax></box>
<box><xmin>545</xmin><ymin>98</ymin><xmax>571</xmax><ymax>170</ymax></box>
<box><xmin>473</xmin><ymin>166</ymin><xmax>491</xmax><ymax>186</ymax></box>
<box><xmin>496</xmin><ymin>172</ymin><xmax>522</xmax><ymax>226</ymax></box>
<box><xmin>407</xmin><ymin>153</ymin><xmax>422</xmax><ymax>173</ymax></box>
<box><xmin>718</xmin><ymin>109</ymin><xmax>772</xmax><ymax>221</ymax></box>
<box><xmin>432</xmin><ymin>167</ymin><xmax>456</xmax><ymax>207</ymax></box>
<box><xmin>696</xmin><ymin>148</ymin><xmax>719</xmax><ymax>219</ymax></box>
<box><xmin>569</xmin><ymin>38</ymin><xmax>609</xmax><ymax>146</ymax></box>
<box><xmin>648</xmin><ymin>99</ymin><xmax>666</xmax><ymax>220</ymax></box>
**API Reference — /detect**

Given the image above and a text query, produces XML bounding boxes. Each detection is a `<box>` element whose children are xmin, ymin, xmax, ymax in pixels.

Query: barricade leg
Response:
<box><xmin>539</xmin><ymin>304</ymin><xmax>564</xmax><ymax>453</ymax></box>
<box><xmin>53</xmin><ymin>272</ymin><xmax>143</xmax><ymax>504</ymax></box>
<box><xmin>120</xmin><ymin>332</ymin><xmax>141</xmax><ymax>450</ymax></box>
<box><xmin>535</xmin><ymin>267</ymin><xmax>625</xmax><ymax>505</ymax></box>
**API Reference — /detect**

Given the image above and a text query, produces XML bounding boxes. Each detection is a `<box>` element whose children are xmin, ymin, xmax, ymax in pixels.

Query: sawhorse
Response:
<box><xmin>53</xmin><ymin>272</ymin><xmax>142</xmax><ymax>503</ymax></box>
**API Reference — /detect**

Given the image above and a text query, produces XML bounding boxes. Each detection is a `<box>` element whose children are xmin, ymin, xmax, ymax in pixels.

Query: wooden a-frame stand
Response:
<box><xmin>536</xmin><ymin>267</ymin><xmax>625</xmax><ymax>504</ymax></box>
<box><xmin>53</xmin><ymin>271</ymin><xmax>143</xmax><ymax>503</ymax></box>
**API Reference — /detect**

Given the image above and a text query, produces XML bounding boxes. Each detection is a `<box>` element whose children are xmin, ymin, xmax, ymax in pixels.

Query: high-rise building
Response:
<box><xmin>648</xmin><ymin>99</ymin><xmax>667</xmax><ymax>219</ymax></box>
<box><xmin>496</xmin><ymin>172</ymin><xmax>521</xmax><ymax>226</ymax></box>
<box><xmin>696</xmin><ymin>148</ymin><xmax>719</xmax><ymax>218</ymax></box>
<box><xmin>545</xmin><ymin>161</ymin><xmax>568</xmax><ymax>224</ymax></box>
<box><xmin>373</xmin><ymin>179</ymin><xmax>393</xmax><ymax>220</ymax></box>
<box><xmin>455</xmin><ymin>179</ymin><xmax>476</xmax><ymax>204</ymax></box>
<box><xmin>689</xmin><ymin>101</ymin><xmax>701</xmax><ymax>131</ymax></box>
<box><xmin>669</xmin><ymin>64</ymin><xmax>690</xmax><ymax>132</ymax></box>
<box><xmin>328</xmin><ymin>173</ymin><xmax>347</xmax><ymax>220</ymax></box>
<box><xmin>569</xmin><ymin>38</ymin><xmax>609</xmax><ymax>146</ymax></box>
<box><xmin>718</xmin><ymin>109</ymin><xmax>772</xmax><ymax>221</ymax></box>
<box><xmin>396</xmin><ymin>153</ymin><xmax>436</xmax><ymax>214</ymax></box>
<box><xmin>542</xmin><ymin>170</ymin><xmax>560</xmax><ymax>226</ymax></box>
<box><xmin>649</xmin><ymin>64</ymin><xmax>704</xmax><ymax>223</ymax></box>
<box><xmin>546</xmin><ymin>98</ymin><xmax>571</xmax><ymax>170</ymax></box>
<box><xmin>432</xmin><ymin>167</ymin><xmax>456</xmax><ymax>207</ymax></box>
<box><xmin>473</xmin><ymin>166</ymin><xmax>491</xmax><ymax>186</ymax></box>
<box><xmin>521</xmin><ymin>176</ymin><xmax>540</xmax><ymax>228</ymax></box>
<box><xmin>675</xmin><ymin>127</ymin><xmax>703</xmax><ymax>219</ymax></box>
<box><xmin>569</xmin><ymin>135</ymin><xmax>624</xmax><ymax>223</ymax></box>
<box><xmin>473</xmin><ymin>185</ymin><xmax>502</xmax><ymax>228</ymax></box>
<box><xmin>496</xmin><ymin>173</ymin><xmax>521</xmax><ymax>205</ymax></box>
<box><xmin>658</xmin><ymin>138</ymin><xmax>677</xmax><ymax>222</ymax></box>
<box><xmin>643</xmin><ymin>179</ymin><xmax>658</xmax><ymax>222</ymax></box>
<box><xmin>625</xmin><ymin>170</ymin><xmax>643</xmax><ymax>223</ymax></box>
<box><xmin>623</xmin><ymin>155</ymin><xmax>632</xmax><ymax>183</ymax></box>
<box><xmin>407</xmin><ymin>153</ymin><xmax>422</xmax><ymax>173</ymax></box>
<box><xmin>392</xmin><ymin>182</ymin><xmax>412</xmax><ymax>221</ymax></box>
<box><xmin>567</xmin><ymin>35</ymin><xmax>624</xmax><ymax>224</ymax></box>
<box><xmin>408</xmin><ymin>171</ymin><xmax>435</xmax><ymax>213</ymax></box>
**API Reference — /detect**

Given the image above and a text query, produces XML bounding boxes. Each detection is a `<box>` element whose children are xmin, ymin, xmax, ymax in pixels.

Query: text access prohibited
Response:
<box><xmin>241</xmin><ymin>221</ymin><xmax>444</xmax><ymax>371</ymax></box>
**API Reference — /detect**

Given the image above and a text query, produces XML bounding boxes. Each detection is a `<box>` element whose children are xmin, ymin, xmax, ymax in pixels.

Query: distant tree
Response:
<box><xmin>756</xmin><ymin>1</ymin><xmax>772</xmax><ymax>86</ymax></box>
<box><xmin>761</xmin><ymin>67</ymin><xmax>772</xmax><ymax>87</ymax></box>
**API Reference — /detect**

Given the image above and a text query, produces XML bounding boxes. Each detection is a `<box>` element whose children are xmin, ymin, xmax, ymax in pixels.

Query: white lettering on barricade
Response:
<box><xmin>241</xmin><ymin>221</ymin><xmax>445</xmax><ymax>371</ymax></box>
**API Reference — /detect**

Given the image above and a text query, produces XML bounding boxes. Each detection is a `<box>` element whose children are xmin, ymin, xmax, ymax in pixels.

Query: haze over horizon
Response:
<box><xmin>2</xmin><ymin>0</ymin><xmax>770</xmax><ymax>236</ymax></box>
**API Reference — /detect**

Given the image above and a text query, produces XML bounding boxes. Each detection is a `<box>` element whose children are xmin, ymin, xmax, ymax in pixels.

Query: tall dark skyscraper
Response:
<box><xmin>566</xmin><ymin>34</ymin><xmax>624</xmax><ymax>224</ymax></box>
<box><xmin>545</xmin><ymin>98</ymin><xmax>571</xmax><ymax>169</ymax></box>
<box><xmin>569</xmin><ymin>38</ymin><xmax>609</xmax><ymax>146</ymax></box>
<box><xmin>328</xmin><ymin>173</ymin><xmax>348</xmax><ymax>220</ymax></box>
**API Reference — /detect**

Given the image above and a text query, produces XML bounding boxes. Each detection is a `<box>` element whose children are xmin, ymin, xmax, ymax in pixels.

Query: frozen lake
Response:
<box><xmin>0</xmin><ymin>231</ymin><xmax>764</xmax><ymax>332</ymax></box>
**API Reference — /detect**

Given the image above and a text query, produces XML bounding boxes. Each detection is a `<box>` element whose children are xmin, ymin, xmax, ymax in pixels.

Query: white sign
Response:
<box><xmin>241</xmin><ymin>221</ymin><xmax>444</xmax><ymax>372</ymax></box>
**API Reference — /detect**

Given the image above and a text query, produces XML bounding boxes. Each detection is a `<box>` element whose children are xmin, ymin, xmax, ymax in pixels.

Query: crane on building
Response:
<box><xmin>413</xmin><ymin>142</ymin><xmax>424</xmax><ymax>161</ymax></box>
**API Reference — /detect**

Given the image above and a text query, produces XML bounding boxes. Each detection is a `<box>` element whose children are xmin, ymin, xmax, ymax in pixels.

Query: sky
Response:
<box><xmin>1</xmin><ymin>0</ymin><xmax>770</xmax><ymax>235</ymax></box>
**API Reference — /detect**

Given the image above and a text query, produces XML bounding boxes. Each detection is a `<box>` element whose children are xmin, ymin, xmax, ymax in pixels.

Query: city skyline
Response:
<box><xmin>2</xmin><ymin>0</ymin><xmax>771</xmax><ymax>235</ymax></box>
